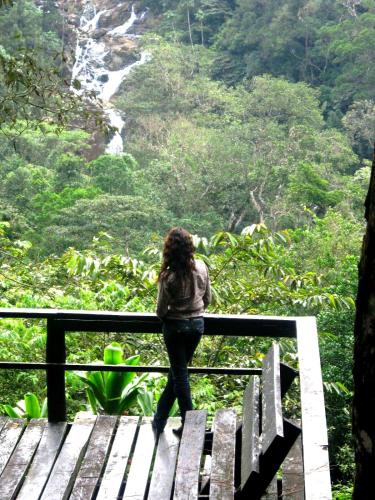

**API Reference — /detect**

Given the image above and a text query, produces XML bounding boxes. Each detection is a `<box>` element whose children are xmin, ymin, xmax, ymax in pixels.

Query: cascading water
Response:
<box><xmin>71</xmin><ymin>1</ymin><xmax>149</xmax><ymax>154</ymax></box>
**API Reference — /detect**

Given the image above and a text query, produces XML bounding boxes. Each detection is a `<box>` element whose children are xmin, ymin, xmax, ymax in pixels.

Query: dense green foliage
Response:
<box><xmin>1</xmin><ymin>0</ymin><xmax>372</xmax><ymax>491</ymax></box>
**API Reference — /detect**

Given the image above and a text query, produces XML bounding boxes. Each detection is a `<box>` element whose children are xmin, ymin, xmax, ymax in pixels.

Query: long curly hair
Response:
<box><xmin>159</xmin><ymin>227</ymin><xmax>196</xmax><ymax>282</ymax></box>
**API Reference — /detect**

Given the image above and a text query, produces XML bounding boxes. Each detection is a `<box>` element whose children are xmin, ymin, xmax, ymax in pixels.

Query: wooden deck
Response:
<box><xmin>0</xmin><ymin>309</ymin><xmax>332</xmax><ymax>499</ymax></box>
<box><xmin>0</xmin><ymin>411</ymin><xmax>235</xmax><ymax>500</ymax></box>
<box><xmin>0</xmin><ymin>409</ymin><xmax>304</xmax><ymax>500</ymax></box>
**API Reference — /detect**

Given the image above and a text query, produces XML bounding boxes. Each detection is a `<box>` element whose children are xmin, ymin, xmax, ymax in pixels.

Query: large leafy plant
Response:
<box><xmin>76</xmin><ymin>342</ymin><xmax>148</xmax><ymax>415</ymax></box>
<box><xmin>2</xmin><ymin>392</ymin><xmax>47</xmax><ymax>420</ymax></box>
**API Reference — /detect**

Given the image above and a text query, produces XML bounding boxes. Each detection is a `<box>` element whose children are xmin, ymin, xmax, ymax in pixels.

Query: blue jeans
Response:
<box><xmin>154</xmin><ymin>317</ymin><xmax>204</xmax><ymax>427</ymax></box>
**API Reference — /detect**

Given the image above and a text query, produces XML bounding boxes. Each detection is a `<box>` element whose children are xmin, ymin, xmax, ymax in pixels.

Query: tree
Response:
<box><xmin>343</xmin><ymin>100</ymin><xmax>375</xmax><ymax>160</ymax></box>
<box><xmin>353</xmin><ymin>144</ymin><xmax>375</xmax><ymax>497</ymax></box>
<box><xmin>0</xmin><ymin>1</ymin><xmax>106</xmax><ymax>132</ymax></box>
<box><xmin>88</xmin><ymin>154</ymin><xmax>139</xmax><ymax>195</ymax></box>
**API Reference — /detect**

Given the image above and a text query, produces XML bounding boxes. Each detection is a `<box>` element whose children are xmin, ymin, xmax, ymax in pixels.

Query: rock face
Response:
<box><xmin>56</xmin><ymin>0</ymin><xmax>150</xmax><ymax>155</ymax></box>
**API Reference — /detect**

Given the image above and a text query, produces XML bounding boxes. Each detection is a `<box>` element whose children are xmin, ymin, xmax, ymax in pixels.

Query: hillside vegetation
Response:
<box><xmin>1</xmin><ymin>0</ymin><xmax>374</xmax><ymax>492</ymax></box>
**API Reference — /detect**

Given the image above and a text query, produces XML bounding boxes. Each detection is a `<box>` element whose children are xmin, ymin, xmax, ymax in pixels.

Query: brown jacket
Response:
<box><xmin>156</xmin><ymin>259</ymin><xmax>211</xmax><ymax>319</ymax></box>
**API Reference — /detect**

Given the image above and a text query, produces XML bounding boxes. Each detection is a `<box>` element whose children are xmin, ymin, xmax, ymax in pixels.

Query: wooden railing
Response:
<box><xmin>0</xmin><ymin>309</ymin><xmax>331</xmax><ymax>499</ymax></box>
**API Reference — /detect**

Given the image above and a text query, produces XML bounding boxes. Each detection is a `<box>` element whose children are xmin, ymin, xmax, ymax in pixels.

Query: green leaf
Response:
<box><xmin>40</xmin><ymin>398</ymin><xmax>48</xmax><ymax>418</ymax></box>
<box><xmin>104</xmin><ymin>343</ymin><xmax>123</xmax><ymax>365</ymax></box>
<box><xmin>24</xmin><ymin>392</ymin><xmax>41</xmax><ymax>418</ymax></box>
<box><xmin>86</xmin><ymin>388</ymin><xmax>98</xmax><ymax>414</ymax></box>
<box><xmin>3</xmin><ymin>404</ymin><xmax>21</xmax><ymax>418</ymax></box>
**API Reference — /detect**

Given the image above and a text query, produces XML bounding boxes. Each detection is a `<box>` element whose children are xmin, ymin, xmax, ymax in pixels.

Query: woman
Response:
<box><xmin>152</xmin><ymin>227</ymin><xmax>211</xmax><ymax>437</ymax></box>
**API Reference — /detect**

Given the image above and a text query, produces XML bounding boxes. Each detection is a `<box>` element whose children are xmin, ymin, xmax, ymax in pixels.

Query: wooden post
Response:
<box><xmin>46</xmin><ymin>319</ymin><xmax>66</xmax><ymax>422</ymax></box>
<box><xmin>296</xmin><ymin>317</ymin><xmax>331</xmax><ymax>499</ymax></box>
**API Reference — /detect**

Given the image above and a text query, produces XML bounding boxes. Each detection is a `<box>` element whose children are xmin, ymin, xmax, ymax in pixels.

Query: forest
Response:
<box><xmin>0</xmin><ymin>0</ymin><xmax>374</xmax><ymax>496</ymax></box>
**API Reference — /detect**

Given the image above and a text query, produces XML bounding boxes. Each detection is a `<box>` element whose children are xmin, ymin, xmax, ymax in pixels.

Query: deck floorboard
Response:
<box><xmin>0</xmin><ymin>419</ymin><xmax>45</xmax><ymax>500</ymax></box>
<box><xmin>17</xmin><ymin>421</ymin><xmax>67</xmax><ymax>500</ymax></box>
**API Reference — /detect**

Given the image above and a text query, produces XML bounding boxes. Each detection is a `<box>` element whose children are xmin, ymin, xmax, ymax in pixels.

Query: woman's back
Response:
<box><xmin>157</xmin><ymin>259</ymin><xmax>211</xmax><ymax>319</ymax></box>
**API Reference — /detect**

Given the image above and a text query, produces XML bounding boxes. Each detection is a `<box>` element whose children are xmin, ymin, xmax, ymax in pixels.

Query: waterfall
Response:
<box><xmin>71</xmin><ymin>2</ymin><xmax>149</xmax><ymax>155</ymax></box>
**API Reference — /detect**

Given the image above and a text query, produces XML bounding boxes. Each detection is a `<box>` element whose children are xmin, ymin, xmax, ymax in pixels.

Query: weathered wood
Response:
<box><xmin>0</xmin><ymin>419</ymin><xmax>46</xmax><ymax>500</ymax></box>
<box><xmin>0</xmin><ymin>416</ymin><xmax>7</xmax><ymax>434</ymax></box>
<box><xmin>296</xmin><ymin>317</ymin><xmax>331</xmax><ymax>500</ymax></box>
<box><xmin>282</xmin><ymin>420</ymin><xmax>305</xmax><ymax>500</ymax></box>
<box><xmin>262</xmin><ymin>344</ymin><xmax>283</xmax><ymax>454</ymax></box>
<box><xmin>0</xmin><ymin>309</ymin><xmax>297</xmax><ymax>337</ymax></box>
<box><xmin>0</xmin><ymin>419</ymin><xmax>26</xmax><ymax>475</ymax></box>
<box><xmin>46</xmin><ymin>318</ymin><xmax>66</xmax><ymax>422</ymax></box>
<box><xmin>0</xmin><ymin>361</ymin><xmax>261</xmax><ymax>376</ymax></box>
<box><xmin>123</xmin><ymin>417</ymin><xmax>155</xmax><ymax>500</ymax></box>
<box><xmin>96</xmin><ymin>416</ymin><xmax>139</xmax><ymax>500</ymax></box>
<box><xmin>210</xmin><ymin>409</ymin><xmax>237</xmax><ymax>500</ymax></box>
<box><xmin>148</xmin><ymin>417</ymin><xmax>181</xmax><ymax>500</ymax></box>
<box><xmin>200</xmin><ymin>454</ymin><xmax>212</xmax><ymax>496</ymax></box>
<box><xmin>261</xmin><ymin>476</ymin><xmax>278</xmax><ymax>499</ymax></box>
<box><xmin>40</xmin><ymin>414</ymin><xmax>96</xmax><ymax>500</ymax></box>
<box><xmin>174</xmin><ymin>410</ymin><xmax>207</xmax><ymax>500</ymax></box>
<box><xmin>17</xmin><ymin>421</ymin><xmax>67</xmax><ymax>500</ymax></box>
<box><xmin>240</xmin><ymin>345</ymin><xmax>302</xmax><ymax>499</ymax></box>
<box><xmin>241</xmin><ymin>376</ymin><xmax>260</xmax><ymax>490</ymax></box>
<box><xmin>69</xmin><ymin>415</ymin><xmax>117</xmax><ymax>500</ymax></box>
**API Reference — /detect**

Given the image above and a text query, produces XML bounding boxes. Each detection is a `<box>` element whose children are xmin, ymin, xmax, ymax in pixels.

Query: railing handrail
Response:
<box><xmin>0</xmin><ymin>308</ymin><xmax>331</xmax><ymax>498</ymax></box>
<box><xmin>0</xmin><ymin>308</ymin><xmax>298</xmax><ymax>336</ymax></box>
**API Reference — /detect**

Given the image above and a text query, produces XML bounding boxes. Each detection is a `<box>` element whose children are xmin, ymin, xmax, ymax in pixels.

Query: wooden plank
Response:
<box><xmin>282</xmin><ymin>420</ymin><xmax>305</xmax><ymax>500</ymax></box>
<box><xmin>148</xmin><ymin>417</ymin><xmax>181</xmax><ymax>500</ymax></box>
<box><xmin>96</xmin><ymin>416</ymin><xmax>139</xmax><ymax>500</ymax></box>
<box><xmin>173</xmin><ymin>410</ymin><xmax>207</xmax><ymax>500</ymax></box>
<box><xmin>69</xmin><ymin>415</ymin><xmax>117</xmax><ymax>500</ymax></box>
<box><xmin>261</xmin><ymin>476</ymin><xmax>278</xmax><ymax>499</ymax></box>
<box><xmin>46</xmin><ymin>319</ymin><xmax>66</xmax><ymax>422</ymax></box>
<box><xmin>241</xmin><ymin>376</ymin><xmax>260</xmax><ymax>489</ymax></box>
<box><xmin>123</xmin><ymin>416</ymin><xmax>155</xmax><ymax>500</ymax></box>
<box><xmin>17</xmin><ymin>422</ymin><xmax>67</xmax><ymax>500</ymax></box>
<box><xmin>0</xmin><ymin>419</ymin><xmax>46</xmax><ymax>500</ymax></box>
<box><xmin>40</xmin><ymin>414</ymin><xmax>96</xmax><ymax>500</ymax></box>
<box><xmin>0</xmin><ymin>416</ymin><xmax>8</xmax><ymax>434</ymax></box>
<box><xmin>200</xmin><ymin>454</ymin><xmax>212</xmax><ymax>496</ymax></box>
<box><xmin>209</xmin><ymin>409</ymin><xmax>237</xmax><ymax>500</ymax></box>
<box><xmin>0</xmin><ymin>309</ymin><xmax>297</xmax><ymax>337</ymax></box>
<box><xmin>262</xmin><ymin>344</ymin><xmax>283</xmax><ymax>454</ymax></box>
<box><xmin>0</xmin><ymin>419</ymin><xmax>26</xmax><ymax>475</ymax></box>
<box><xmin>296</xmin><ymin>317</ymin><xmax>331</xmax><ymax>500</ymax></box>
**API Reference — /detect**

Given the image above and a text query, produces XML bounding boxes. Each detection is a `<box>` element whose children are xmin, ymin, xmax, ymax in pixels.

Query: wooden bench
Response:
<box><xmin>0</xmin><ymin>343</ymin><xmax>304</xmax><ymax>499</ymax></box>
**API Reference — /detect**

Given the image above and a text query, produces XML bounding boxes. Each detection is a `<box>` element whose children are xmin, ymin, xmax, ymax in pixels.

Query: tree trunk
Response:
<box><xmin>353</xmin><ymin>144</ymin><xmax>375</xmax><ymax>498</ymax></box>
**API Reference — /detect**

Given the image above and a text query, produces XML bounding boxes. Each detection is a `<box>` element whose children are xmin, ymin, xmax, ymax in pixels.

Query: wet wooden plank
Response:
<box><xmin>148</xmin><ymin>417</ymin><xmax>181</xmax><ymax>500</ymax></box>
<box><xmin>123</xmin><ymin>416</ymin><xmax>155</xmax><ymax>500</ymax></box>
<box><xmin>0</xmin><ymin>416</ymin><xmax>8</xmax><ymax>434</ymax></box>
<box><xmin>69</xmin><ymin>415</ymin><xmax>117</xmax><ymax>500</ymax></box>
<box><xmin>0</xmin><ymin>419</ymin><xmax>26</xmax><ymax>475</ymax></box>
<box><xmin>0</xmin><ymin>419</ymin><xmax>46</xmax><ymax>500</ymax></box>
<box><xmin>282</xmin><ymin>420</ymin><xmax>305</xmax><ymax>499</ymax></box>
<box><xmin>40</xmin><ymin>414</ymin><xmax>96</xmax><ymax>500</ymax></box>
<box><xmin>241</xmin><ymin>376</ymin><xmax>260</xmax><ymax>489</ymax></box>
<box><xmin>210</xmin><ymin>409</ymin><xmax>236</xmax><ymax>500</ymax></box>
<box><xmin>296</xmin><ymin>317</ymin><xmax>331</xmax><ymax>499</ymax></box>
<box><xmin>262</xmin><ymin>344</ymin><xmax>283</xmax><ymax>454</ymax></box>
<box><xmin>96</xmin><ymin>416</ymin><xmax>139</xmax><ymax>500</ymax></box>
<box><xmin>174</xmin><ymin>410</ymin><xmax>207</xmax><ymax>500</ymax></box>
<box><xmin>261</xmin><ymin>476</ymin><xmax>278</xmax><ymax>499</ymax></box>
<box><xmin>17</xmin><ymin>422</ymin><xmax>67</xmax><ymax>500</ymax></box>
